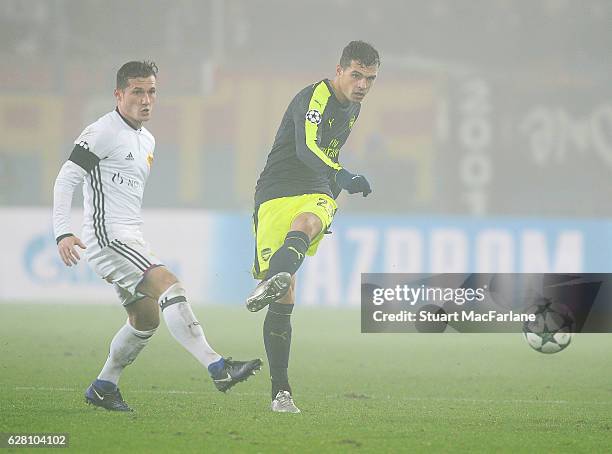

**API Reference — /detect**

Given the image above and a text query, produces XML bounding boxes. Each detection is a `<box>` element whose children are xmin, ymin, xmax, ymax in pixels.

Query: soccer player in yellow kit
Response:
<box><xmin>246</xmin><ymin>41</ymin><xmax>380</xmax><ymax>413</ymax></box>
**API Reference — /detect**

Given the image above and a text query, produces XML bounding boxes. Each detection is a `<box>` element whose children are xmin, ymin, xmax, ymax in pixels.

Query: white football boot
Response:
<box><xmin>271</xmin><ymin>390</ymin><xmax>301</xmax><ymax>414</ymax></box>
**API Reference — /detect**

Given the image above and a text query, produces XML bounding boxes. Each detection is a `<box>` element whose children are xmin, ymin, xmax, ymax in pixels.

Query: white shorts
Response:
<box><xmin>87</xmin><ymin>231</ymin><xmax>163</xmax><ymax>305</ymax></box>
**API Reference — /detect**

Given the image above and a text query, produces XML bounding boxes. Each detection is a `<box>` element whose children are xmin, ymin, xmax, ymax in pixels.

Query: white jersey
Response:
<box><xmin>53</xmin><ymin>109</ymin><xmax>155</xmax><ymax>253</ymax></box>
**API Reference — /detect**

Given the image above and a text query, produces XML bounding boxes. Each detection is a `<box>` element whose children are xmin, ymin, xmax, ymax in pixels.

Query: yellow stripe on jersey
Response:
<box><xmin>304</xmin><ymin>82</ymin><xmax>343</xmax><ymax>171</ymax></box>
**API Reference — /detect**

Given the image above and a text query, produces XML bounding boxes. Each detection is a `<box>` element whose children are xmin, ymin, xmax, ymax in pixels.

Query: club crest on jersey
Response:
<box><xmin>305</xmin><ymin>109</ymin><xmax>322</xmax><ymax>125</ymax></box>
<box><xmin>261</xmin><ymin>248</ymin><xmax>272</xmax><ymax>262</ymax></box>
<box><xmin>147</xmin><ymin>153</ymin><xmax>154</xmax><ymax>167</ymax></box>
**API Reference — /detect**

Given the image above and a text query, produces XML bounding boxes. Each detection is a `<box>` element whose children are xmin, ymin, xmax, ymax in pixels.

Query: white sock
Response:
<box><xmin>97</xmin><ymin>321</ymin><xmax>156</xmax><ymax>385</ymax></box>
<box><xmin>160</xmin><ymin>283</ymin><xmax>222</xmax><ymax>368</ymax></box>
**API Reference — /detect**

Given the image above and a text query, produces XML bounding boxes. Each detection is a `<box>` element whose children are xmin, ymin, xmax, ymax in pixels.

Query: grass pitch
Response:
<box><xmin>1</xmin><ymin>303</ymin><xmax>611</xmax><ymax>453</ymax></box>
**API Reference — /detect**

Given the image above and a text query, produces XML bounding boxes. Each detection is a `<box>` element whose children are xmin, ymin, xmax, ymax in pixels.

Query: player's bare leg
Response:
<box><xmin>138</xmin><ymin>266</ymin><xmax>261</xmax><ymax>392</ymax></box>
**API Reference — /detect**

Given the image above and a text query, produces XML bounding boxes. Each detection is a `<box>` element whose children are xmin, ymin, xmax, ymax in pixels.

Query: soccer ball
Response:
<box><xmin>522</xmin><ymin>298</ymin><xmax>575</xmax><ymax>354</ymax></box>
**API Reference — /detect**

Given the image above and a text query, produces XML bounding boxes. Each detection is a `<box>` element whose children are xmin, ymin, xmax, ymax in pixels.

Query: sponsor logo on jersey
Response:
<box><xmin>322</xmin><ymin>138</ymin><xmax>340</xmax><ymax>158</ymax></box>
<box><xmin>328</xmin><ymin>118</ymin><xmax>335</xmax><ymax>128</ymax></box>
<box><xmin>147</xmin><ymin>153</ymin><xmax>154</xmax><ymax>167</ymax></box>
<box><xmin>125</xmin><ymin>152</ymin><xmax>134</xmax><ymax>160</ymax></box>
<box><xmin>112</xmin><ymin>172</ymin><xmax>141</xmax><ymax>189</ymax></box>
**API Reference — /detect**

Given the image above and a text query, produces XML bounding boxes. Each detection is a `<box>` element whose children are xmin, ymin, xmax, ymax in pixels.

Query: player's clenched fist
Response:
<box><xmin>335</xmin><ymin>168</ymin><xmax>372</xmax><ymax>197</ymax></box>
<box><xmin>57</xmin><ymin>234</ymin><xmax>86</xmax><ymax>266</ymax></box>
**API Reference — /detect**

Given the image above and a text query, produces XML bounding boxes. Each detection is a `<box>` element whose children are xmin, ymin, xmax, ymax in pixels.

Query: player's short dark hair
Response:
<box><xmin>116</xmin><ymin>60</ymin><xmax>158</xmax><ymax>89</ymax></box>
<box><xmin>339</xmin><ymin>41</ymin><xmax>380</xmax><ymax>68</ymax></box>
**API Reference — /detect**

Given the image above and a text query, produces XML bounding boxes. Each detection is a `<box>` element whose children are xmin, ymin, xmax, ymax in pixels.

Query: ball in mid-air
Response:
<box><xmin>522</xmin><ymin>298</ymin><xmax>575</xmax><ymax>354</ymax></box>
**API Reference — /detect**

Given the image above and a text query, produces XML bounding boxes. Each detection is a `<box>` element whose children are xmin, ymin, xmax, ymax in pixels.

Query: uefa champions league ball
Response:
<box><xmin>522</xmin><ymin>298</ymin><xmax>575</xmax><ymax>354</ymax></box>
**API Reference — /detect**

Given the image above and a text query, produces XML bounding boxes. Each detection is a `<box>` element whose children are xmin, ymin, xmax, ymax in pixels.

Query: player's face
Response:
<box><xmin>114</xmin><ymin>76</ymin><xmax>157</xmax><ymax>126</ymax></box>
<box><xmin>335</xmin><ymin>60</ymin><xmax>378</xmax><ymax>103</ymax></box>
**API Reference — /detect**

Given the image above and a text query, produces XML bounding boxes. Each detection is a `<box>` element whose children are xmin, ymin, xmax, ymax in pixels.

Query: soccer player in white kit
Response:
<box><xmin>52</xmin><ymin>61</ymin><xmax>261</xmax><ymax>411</ymax></box>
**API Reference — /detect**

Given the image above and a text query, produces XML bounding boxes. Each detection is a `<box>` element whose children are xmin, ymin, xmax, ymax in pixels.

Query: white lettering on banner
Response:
<box><xmin>345</xmin><ymin>229</ymin><xmax>378</xmax><ymax>305</ymax></box>
<box><xmin>521</xmin><ymin>230</ymin><xmax>583</xmax><ymax>272</ymax></box>
<box><xmin>0</xmin><ymin>209</ymin><xmax>588</xmax><ymax>306</ymax></box>
<box><xmin>430</xmin><ymin>229</ymin><xmax>468</xmax><ymax>272</ymax></box>
<box><xmin>300</xmin><ymin>234</ymin><xmax>341</xmax><ymax>306</ymax></box>
<box><xmin>384</xmin><ymin>229</ymin><xmax>423</xmax><ymax>273</ymax></box>
<box><xmin>299</xmin><ymin>226</ymin><xmax>584</xmax><ymax>306</ymax></box>
<box><xmin>476</xmin><ymin>230</ymin><xmax>514</xmax><ymax>272</ymax></box>
<box><xmin>521</xmin><ymin>105</ymin><xmax>612</xmax><ymax>169</ymax></box>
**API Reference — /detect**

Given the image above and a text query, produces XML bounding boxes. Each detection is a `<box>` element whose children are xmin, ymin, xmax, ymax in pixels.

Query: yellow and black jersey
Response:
<box><xmin>254</xmin><ymin>79</ymin><xmax>360</xmax><ymax>206</ymax></box>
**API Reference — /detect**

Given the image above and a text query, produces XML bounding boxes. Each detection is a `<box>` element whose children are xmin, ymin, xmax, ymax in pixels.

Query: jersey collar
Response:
<box><xmin>324</xmin><ymin>79</ymin><xmax>351</xmax><ymax>108</ymax></box>
<box><xmin>115</xmin><ymin>107</ymin><xmax>141</xmax><ymax>131</ymax></box>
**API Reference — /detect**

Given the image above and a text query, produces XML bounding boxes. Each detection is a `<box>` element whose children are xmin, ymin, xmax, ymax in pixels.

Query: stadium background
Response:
<box><xmin>1</xmin><ymin>0</ymin><xmax>612</xmax><ymax>304</ymax></box>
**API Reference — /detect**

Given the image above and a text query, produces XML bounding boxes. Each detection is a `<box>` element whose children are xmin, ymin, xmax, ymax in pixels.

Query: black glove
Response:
<box><xmin>329</xmin><ymin>177</ymin><xmax>342</xmax><ymax>199</ymax></box>
<box><xmin>335</xmin><ymin>168</ymin><xmax>372</xmax><ymax>197</ymax></box>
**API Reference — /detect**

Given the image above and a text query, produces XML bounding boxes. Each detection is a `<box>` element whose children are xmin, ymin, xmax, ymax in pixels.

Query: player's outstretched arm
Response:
<box><xmin>335</xmin><ymin>168</ymin><xmax>372</xmax><ymax>197</ymax></box>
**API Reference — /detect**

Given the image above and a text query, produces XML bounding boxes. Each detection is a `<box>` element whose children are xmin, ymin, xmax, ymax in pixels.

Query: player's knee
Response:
<box><xmin>291</xmin><ymin>213</ymin><xmax>322</xmax><ymax>240</ymax></box>
<box><xmin>150</xmin><ymin>266</ymin><xmax>179</xmax><ymax>286</ymax></box>
<box><xmin>139</xmin><ymin>266</ymin><xmax>179</xmax><ymax>299</ymax></box>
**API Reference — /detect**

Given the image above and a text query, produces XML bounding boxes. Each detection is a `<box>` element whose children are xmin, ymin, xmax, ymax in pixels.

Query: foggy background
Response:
<box><xmin>2</xmin><ymin>0</ymin><xmax>611</xmax><ymax>305</ymax></box>
<box><xmin>2</xmin><ymin>0</ymin><xmax>610</xmax><ymax>216</ymax></box>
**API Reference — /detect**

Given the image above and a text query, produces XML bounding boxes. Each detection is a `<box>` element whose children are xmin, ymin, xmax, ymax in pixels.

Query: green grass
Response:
<box><xmin>1</xmin><ymin>304</ymin><xmax>611</xmax><ymax>453</ymax></box>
